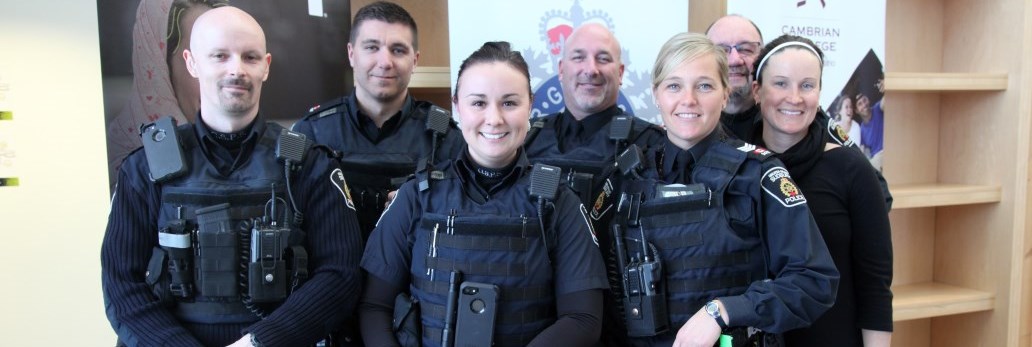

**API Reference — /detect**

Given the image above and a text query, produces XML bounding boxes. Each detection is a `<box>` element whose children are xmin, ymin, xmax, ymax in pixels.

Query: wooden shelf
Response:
<box><xmin>410</xmin><ymin>66</ymin><xmax>450</xmax><ymax>89</ymax></box>
<box><xmin>890</xmin><ymin>183</ymin><xmax>1001</xmax><ymax>209</ymax></box>
<box><xmin>884</xmin><ymin>72</ymin><xmax>1007</xmax><ymax>91</ymax></box>
<box><xmin>892</xmin><ymin>282</ymin><xmax>995</xmax><ymax>321</ymax></box>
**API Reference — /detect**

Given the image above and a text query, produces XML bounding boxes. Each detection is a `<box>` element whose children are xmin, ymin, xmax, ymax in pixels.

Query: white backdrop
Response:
<box><xmin>448</xmin><ymin>0</ymin><xmax>688</xmax><ymax>124</ymax></box>
<box><xmin>728</xmin><ymin>0</ymin><xmax>886</xmax><ymax>108</ymax></box>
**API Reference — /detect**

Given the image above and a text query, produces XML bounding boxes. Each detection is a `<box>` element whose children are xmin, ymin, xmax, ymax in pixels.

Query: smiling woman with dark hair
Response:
<box><xmin>358</xmin><ymin>41</ymin><xmax>607</xmax><ymax>347</ymax></box>
<box><xmin>749</xmin><ymin>34</ymin><xmax>893</xmax><ymax>347</ymax></box>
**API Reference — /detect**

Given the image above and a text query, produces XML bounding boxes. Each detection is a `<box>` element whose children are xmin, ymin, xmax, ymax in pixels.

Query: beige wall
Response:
<box><xmin>0</xmin><ymin>2</ymin><xmax>116</xmax><ymax>345</ymax></box>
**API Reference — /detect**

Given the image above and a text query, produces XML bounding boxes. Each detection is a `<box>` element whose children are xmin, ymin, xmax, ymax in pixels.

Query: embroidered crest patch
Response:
<box><xmin>580</xmin><ymin>203</ymin><xmax>599</xmax><ymax>246</ymax></box>
<box><xmin>590</xmin><ymin>179</ymin><xmax>614</xmax><ymax>221</ymax></box>
<box><xmin>827</xmin><ymin>121</ymin><xmax>854</xmax><ymax>147</ymax></box>
<box><xmin>761</xmin><ymin>166</ymin><xmax>807</xmax><ymax>207</ymax></box>
<box><xmin>330</xmin><ymin>168</ymin><xmax>356</xmax><ymax>210</ymax></box>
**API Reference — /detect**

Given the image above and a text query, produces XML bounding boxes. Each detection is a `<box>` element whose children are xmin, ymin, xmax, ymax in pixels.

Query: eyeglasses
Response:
<box><xmin>717</xmin><ymin>42</ymin><xmax>762</xmax><ymax>57</ymax></box>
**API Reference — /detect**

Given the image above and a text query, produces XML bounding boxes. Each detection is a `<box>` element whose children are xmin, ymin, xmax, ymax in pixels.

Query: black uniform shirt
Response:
<box><xmin>195</xmin><ymin>113</ymin><xmax>261</xmax><ymax>175</ymax></box>
<box><xmin>554</xmin><ymin>106</ymin><xmax>623</xmax><ymax>152</ymax></box>
<box><xmin>660</xmin><ymin>130</ymin><xmax>719</xmax><ymax>184</ymax></box>
<box><xmin>351</xmin><ymin>94</ymin><xmax>405</xmax><ymax>144</ymax></box>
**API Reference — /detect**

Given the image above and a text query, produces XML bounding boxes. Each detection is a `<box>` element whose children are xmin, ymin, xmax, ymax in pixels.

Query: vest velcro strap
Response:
<box><xmin>640</xmin><ymin>210</ymin><xmax>704</xmax><ymax>229</ymax></box>
<box><xmin>698</xmin><ymin>154</ymin><xmax>740</xmax><ymax>173</ymax></box>
<box><xmin>652</xmin><ymin>232</ymin><xmax>703</xmax><ymax>250</ymax></box>
<box><xmin>667</xmin><ymin>273</ymin><xmax>754</xmax><ymax>293</ymax></box>
<box><xmin>425</xmin><ymin>257</ymin><xmax>526</xmax><ymax>277</ymax></box>
<box><xmin>162</xmin><ymin>192</ymin><xmax>274</xmax><ymax>211</ymax></box>
<box><xmin>666</xmin><ymin>251</ymin><xmax>751</xmax><ymax>272</ymax></box>
<box><xmin>435</xmin><ymin>233</ymin><xmax>529</xmax><ymax>252</ymax></box>
<box><xmin>419</xmin><ymin>219</ymin><xmax>531</xmax><ymax>237</ymax></box>
<box><xmin>665</xmin><ymin>299</ymin><xmax>709</xmax><ymax>316</ymax></box>
<box><xmin>422</xmin><ymin>301</ymin><xmax>552</xmax><ymax>326</ymax></box>
<box><xmin>413</xmin><ymin>277</ymin><xmax>551</xmax><ymax>301</ymax></box>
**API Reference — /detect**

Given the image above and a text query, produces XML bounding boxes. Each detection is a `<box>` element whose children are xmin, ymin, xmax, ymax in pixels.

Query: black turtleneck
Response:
<box><xmin>454</xmin><ymin>149</ymin><xmax>525</xmax><ymax>203</ymax></box>
<box><xmin>195</xmin><ymin>114</ymin><xmax>261</xmax><ymax>176</ymax></box>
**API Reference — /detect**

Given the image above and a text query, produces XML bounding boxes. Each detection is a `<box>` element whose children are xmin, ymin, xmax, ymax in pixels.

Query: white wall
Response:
<box><xmin>0</xmin><ymin>1</ymin><xmax>116</xmax><ymax>345</ymax></box>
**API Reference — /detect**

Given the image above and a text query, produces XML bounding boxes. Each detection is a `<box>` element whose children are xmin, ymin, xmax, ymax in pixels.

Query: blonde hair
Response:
<box><xmin>651</xmin><ymin>32</ymin><xmax>729</xmax><ymax>92</ymax></box>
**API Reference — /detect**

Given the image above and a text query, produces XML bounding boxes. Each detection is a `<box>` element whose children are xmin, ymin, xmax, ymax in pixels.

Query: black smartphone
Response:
<box><xmin>454</xmin><ymin>281</ymin><xmax>500</xmax><ymax>347</ymax></box>
<box><xmin>140</xmin><ymin>116</ymin><xmax>187</xmax><ymax>182</ymax></box>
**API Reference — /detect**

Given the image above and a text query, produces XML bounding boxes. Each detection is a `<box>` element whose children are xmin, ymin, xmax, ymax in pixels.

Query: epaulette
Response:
<box><xmin>729</xmin><ymin>139</ymin><xmax>775</xmax><ymax>161</ymax></box>
<box><xmin>303</xmin><ymin>97</ymin><xmax>348</xmax><ymax>119</ymax></box>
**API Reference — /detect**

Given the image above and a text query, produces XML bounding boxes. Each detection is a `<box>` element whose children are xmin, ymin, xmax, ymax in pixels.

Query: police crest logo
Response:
<box><xmin>762</xmin><ymin>167</ymin><xmax>807</xmax><ymax>207</ymax></box>
<box><xmin>589</xmin><ymin>179</ymin><xmax>614</xmax><ymax>220</ymax></box>
<box><xmin>828</xmin><ymin>121</ymin><xmax>854</xmax><ymax>146</ymax></box>
<box><xmin>580</xmin><ymin>204</ymin><xmax>599</xmax><ymax>246</ymax></box>
<box><xmin>329</xmin><ymin>168</ymin><xmax>356</xmax><ymax>210</ymax></box>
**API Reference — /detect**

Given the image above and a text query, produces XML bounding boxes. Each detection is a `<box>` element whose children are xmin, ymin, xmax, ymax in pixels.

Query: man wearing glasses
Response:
<box><xmin>706</xmin><ymin>15</ymin><xmax>765</xmax><ymax>140</ymax></box>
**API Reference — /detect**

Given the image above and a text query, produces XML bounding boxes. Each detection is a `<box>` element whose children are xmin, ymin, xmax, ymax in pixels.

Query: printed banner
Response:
<box><xmin>96</xmin><ymin>0</ymin><xmax>352</xmax><ymax>186</ymax></box>
<box><xmin>448</xmin><ymin>0</ymin><xmax>688</xmax><ymax>124</ymax></box>
<box><xmin>729</xmin><ymin>0</ymin><xmax>887</xmax><ymax>168</ymax></box>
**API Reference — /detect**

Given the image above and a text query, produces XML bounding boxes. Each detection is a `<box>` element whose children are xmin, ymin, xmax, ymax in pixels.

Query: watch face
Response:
<box><xmin>706</xmin><ymin>301</ymin><xmax>720</xmax><ymax>317</ymax></box>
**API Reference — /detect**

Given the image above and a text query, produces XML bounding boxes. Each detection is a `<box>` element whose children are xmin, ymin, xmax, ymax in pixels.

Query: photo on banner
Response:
<box><xmin>448</xmin><ymin>0</ymin><xmax>687</xmax><ymax>124</ymax></box>
<box><xmin>728</xmin><ymin>0</ymin><xmax>886</xmax><ymax>169</ymax></box>
<box><xmin>96</xmin><ymin>0</ymin><xmax>352</xmax><ymax>187</ymax></box>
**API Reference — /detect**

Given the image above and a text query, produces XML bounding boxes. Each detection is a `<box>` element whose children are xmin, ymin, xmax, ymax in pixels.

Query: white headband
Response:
<box><xmin>754</xmin><ymin>42</ymin><xmax>823</xmax><ymax>80</ymax></box>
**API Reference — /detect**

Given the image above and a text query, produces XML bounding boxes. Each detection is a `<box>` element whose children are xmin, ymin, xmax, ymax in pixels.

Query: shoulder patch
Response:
<box><xmin>329</xmin><ymin>168</ymin><xmax>356</xmax><ymax>210</ymax></box>
<box><xmin>736</xmin><ymin>143</ymin><xmax>775</xmax><ymax>160</ymax></box>
<box><xmin>827</xmin><ymin>121</ymin><xmax>854</xmax><ymax>147</ymax></box>
<box><xmin>761</xmin><ymin>166</ymin><xmax>807</xmax><ymax>207</ymax></box>
<box><xmin>589</xmin><ymin>179</ymin><xmax>615</xmax><ymax>221</ymax></box>
<box><xmin>580</xmin><ymin>203</ymin><xmax>599</xmax><ymax>247</ymax></box>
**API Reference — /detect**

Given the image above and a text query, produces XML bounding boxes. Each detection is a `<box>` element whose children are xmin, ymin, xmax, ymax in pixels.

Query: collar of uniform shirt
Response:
<box><xmin>348</xmin><ymin>91</ymin><xmax>415</xmax><ymax>143</ymax></box>
<box><xmin>557</xmin><ymin>104</ymin><xmax>623</xmax><ymax>144</ymax></box>
<box><xmin>661</xmin><ymin>129</ymin><xmax>719</xmax><ymax>183</ymax></box>
<box><xmin>454</xmin><ymin>148</ymin><xmax>529</xmax><ymax>203</ymax></box>
<box><xmin>194</xmin><ymin>112</ymin><xmax>265</xmax><ymax>175</ymax></box>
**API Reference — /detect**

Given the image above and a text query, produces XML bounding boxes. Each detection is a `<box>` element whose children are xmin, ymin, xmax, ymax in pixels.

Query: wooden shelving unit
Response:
<box><xmin>884</xmin><ymin>72</ymin><xmax>1008</xmax><ymax>91</ymax></box>
<box><xmin>410</xmin><ymin>66</ymin><xmax>450</xmax><ymax>89</ymax></box>
<box><xmin>892</xmin><ymin>282</ymin><xmax>995</xmax><ymax>321</ymax></box>
<box><xmin>890</xmin><ymin>184</ymin><xmax>1001</xmax><ymax>209</ymax></box>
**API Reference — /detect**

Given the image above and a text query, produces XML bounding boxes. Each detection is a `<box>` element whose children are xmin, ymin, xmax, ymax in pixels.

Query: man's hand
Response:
<box><xmin>226</xmin><ymin>333</ymin><xmax>256</xmax><ymax>347</ymax></box>
<box><xmin>672</xmin><ymin>305</ymin><xmax>723</xmax><ymax>347</ymax></box>
<box><xmin>385</xmin><ymin>190</ymin><xmax>398</xmax><ymax>208</ymax></box>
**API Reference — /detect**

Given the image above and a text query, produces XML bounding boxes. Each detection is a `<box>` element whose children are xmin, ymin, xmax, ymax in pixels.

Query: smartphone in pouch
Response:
<box><xmin>140</xmin><ymin>116</ymin><xmax>187</xmax><ymax>182</ymax></box>
<box><xmin>454</xmin><ymin>281</ymin><xmax>499</xmax><ymax>347</ymax></box>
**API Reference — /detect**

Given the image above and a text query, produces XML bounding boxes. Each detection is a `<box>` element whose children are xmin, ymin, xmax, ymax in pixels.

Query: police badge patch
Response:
<box><xmin>590</xmin><ymin>179</ymin><xmax>614</xmax><ymax>221</ymax></box>
<box><xmin>761</xmin><ymin>167</ymin><xmax>807</xmax><ymax>207</ymax></box>
<box><xmin>329</xmin><ymin>168</ymin><xmax>356</xmax><ymax>210</ymax></box>
<box><xmin>827</xmin><ymin>121</ymin><xmax>854</xmax><ymax>147</ymax></box>
<box><xmin>580</xmin><ymin>203</ymin><xmax>599</xmax><ymax>246</ymax></box>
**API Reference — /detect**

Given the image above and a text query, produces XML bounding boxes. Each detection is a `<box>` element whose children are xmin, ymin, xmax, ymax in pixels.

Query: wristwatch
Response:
<box><xmin>705</xmin><ymin>300</ymin><xmax>728</xmax><ymax>330</ymax></box>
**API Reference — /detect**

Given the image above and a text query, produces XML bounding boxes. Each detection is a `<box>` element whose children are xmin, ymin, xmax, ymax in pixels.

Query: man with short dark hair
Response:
<box><xmin>292</xmin><ymin>1</ymin><xmax>464</xmax><ymax>238</ymax></box>
<box><xmin>102</xmin><ymin>7</ymin><xmax>363</xmax><ymax>346</ymax></box>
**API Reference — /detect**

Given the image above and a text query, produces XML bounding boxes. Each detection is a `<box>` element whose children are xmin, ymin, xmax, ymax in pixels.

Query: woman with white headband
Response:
<box><xmin>749</xmin><ymin>34</ymin><xmax>893</xmax><ymax>347</ymax></box>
